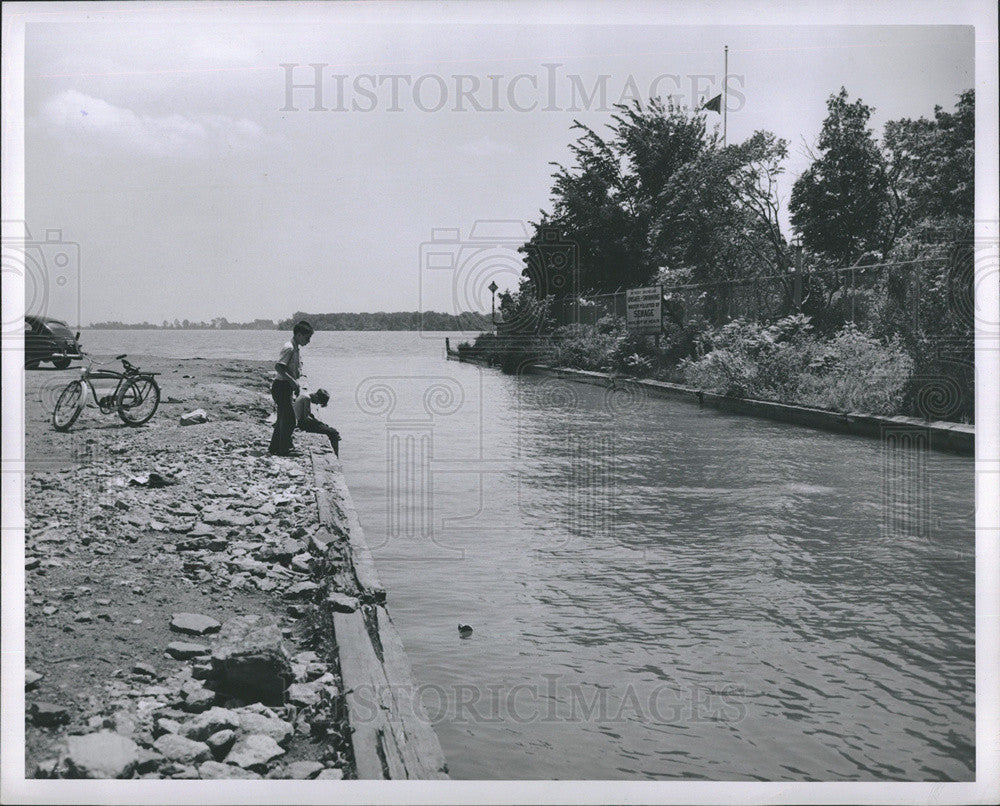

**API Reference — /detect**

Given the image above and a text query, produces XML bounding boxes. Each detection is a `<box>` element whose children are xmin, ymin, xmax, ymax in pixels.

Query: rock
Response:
<box><xmin>170</xmin><ymin>764</ymin><xmax>200</xmax><ymax>779</ymax></box>
<box><xmin>170</xmin><ymin>613</ymin><xmax>221</xmax><ymax>636</ymax></box>
<box><xmin>62</xmin><ymin>731</ymin><xmax>139</xmax><ymax>779</ymax></box>
<box><xmin>254</xmin><ymin>539</ymin><xmax>304</xmax><ymax>564</ymax></box>
<box><xmin>29</xmin><ymin>702</ymin><xmax>70</xmax><ymax>727</ymax></box>
<box><xmin>284</xmin><ymin>581</ymin><xmax>319</xmax><ymax>600</ymax></box>
<box><xmin>26</xmin><ymin>556</ymin><xmax>40</xmax><ymax>570</ymax></box>
<box><xmin>286</xmin><ymin>682</ymin><xmax>321</xmax><ymax>707</ymax></box>
<box><xmin>153</xmin><ymin>733</ymin><xmax>211</xmax><ymax>765</ymax></box>
<box><xmin>132</xmin><ymin>662</ymin><xmax>157</xmax><ymax>678</ymax></box>
<box><xmin>284</xmin><ymin>760</ymin><xmax>325</xmax><ymax>779</ymax></box>
<box><xmin>308</xmin><ymin>530</ymin><xmax>334</xmax><ymax>552</ymax></box>
<box><xmin>236</xmin><ymin>710</ymin><xmax>294</xmax><ymax>746</ymax></box>
<box><xmin>166</xmin><ymin>641</ymin><xmax>209</xmax><ymax>660</ymax></box>
<box><xmin>111</xmin><ymin>711</ymin><xmax>136</xmax><ymax>737</ymax></box>
<box><xmin>74</xmin><ymin>611</ymin><xmax>93</xmax><ymax>622</ymax></box>
<box><xmin>129</xmin><ymin>472</ymin><xmax>173</xmax><ymax>488</ymax></box>
<box><xmin>135</xmin><ymin>747</ymin><xmax>163</xmax><ymax>774</ymax></box>
<box><xmin>211</xmin><ymin>615</ymin><xmax>292</xmax><ymax>706</ymax></box>
<box><xmin>315</xmin><ymin>767</ymin><xmax>344</xmax><ymax>779</ymax></box>
<box><xmin>197</xmin><ymin>760</ymin><xmax>262</xmax><ymax>779</ymax></box>
<box><xmin>33</xmin><ymin>758</ymin><xmax>60</xmax><ymax>778</ymax></box>
<box><xmin>154</xmin><ymin>717</ymin><xmax>183</xmax><ymax>738</ymax></box>
<box><xmin>25</xmin><ymin>669</ymin><xmax>43</xmax><ymax>689</ymax></box>
<box><xmin>180</xmin><ymin>409</ymin><xmax>209</xmax><ymax>426</ymax></box>
<box><xmin>202</xmin><ymin>510</ymin><xmax>235</xmax><ymax>526</ymax></box>
<box><xmin>327</xmin><ymin>592</ymin><xmax>360</xmax><ymax>613</ymax></box>
<box><xmin>205</xmin><ymin>729</ymin><xmax>236</xmax><ymax>759</ymax></box>
<box><xmin>226</xmin><ymin>734</ymin><xmax>285</xmax><ymax>771</ymax></box>
<box><xmin>290</xmin><ymin>554</ymin><xmax>312</xmax><ymax>574</ymax></box>
<box><xmin>181</xmin><ymin>683</ymin><xmax>217</xmax><ymax>713</ymax></box>
<box><xmin>182</xmin><ymin>707</ymin><xmax>241</xmax><ymax>741</ymax></box>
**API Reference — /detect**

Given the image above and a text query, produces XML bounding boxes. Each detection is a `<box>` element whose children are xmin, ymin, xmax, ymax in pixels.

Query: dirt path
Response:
<box><xmin>21</xmin><ymin>355</ymin><xmax>354</xmax><ymax>780</ymax></box>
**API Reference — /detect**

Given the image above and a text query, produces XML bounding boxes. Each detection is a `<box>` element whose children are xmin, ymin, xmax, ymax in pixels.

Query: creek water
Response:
<box><xmin>77</xmin><ymin>329</ymin><xmax>975</xmax><ymax>780</ymax></box>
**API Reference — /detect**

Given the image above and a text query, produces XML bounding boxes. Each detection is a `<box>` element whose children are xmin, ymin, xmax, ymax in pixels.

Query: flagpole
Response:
<box><xmin>723</xmin><ymin>44</ymin><xmax>728</xmax><ymax>147</ymax></box>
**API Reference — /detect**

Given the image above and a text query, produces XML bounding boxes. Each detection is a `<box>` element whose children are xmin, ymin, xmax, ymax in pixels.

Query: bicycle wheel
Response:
<box><xmin>116</xmin><ymin>376</ymin><xmax>160</xmax><ymax>426</ymax></box>
<box><xmin>52</xmin><ymin>380</ymin><xmax>85</xmax><ymax>431</ymax></box>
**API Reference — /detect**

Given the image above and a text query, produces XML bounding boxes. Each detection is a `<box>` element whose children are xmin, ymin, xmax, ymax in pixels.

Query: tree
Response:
<box><xmin>650</xmin><ymin>131</ymin><xmax>791</xmax><ymax>323</ymax></box>
<box><xmin>522</xmin><ymin>98</ymin><xmax>711</xmax><ymax>300</ymax></box>
<box><xmin>883</xmin><ymin>89</ymin><xmax>974</xmax><ymax>236</ymax></box>
<box><xmin>790</xmin><ymin>88</ymin><xmax>890</xmax><ymax>262</ymax></box>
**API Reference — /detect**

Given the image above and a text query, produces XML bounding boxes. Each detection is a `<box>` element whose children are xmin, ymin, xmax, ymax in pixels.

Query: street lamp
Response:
<box><xmin>488</xmin><ymin>280</ymin><xmax>499</xmax><ymax>335</ymax></box>
<box><xmin>789</xmin><ymin>235</ymin><xmax>803</xmax><ymax>310</ymax></box>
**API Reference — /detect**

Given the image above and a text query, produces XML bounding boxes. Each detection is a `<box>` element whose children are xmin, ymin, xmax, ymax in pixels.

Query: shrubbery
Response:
<box><xmin>679</xmin><ymin>316</ymin><xmax>913</xmax><ymax>414</ymax></box>
<box><xmin>461</xmin><ymin>314</ymin><xmax>916</xmax><ymax>417</ymax></box>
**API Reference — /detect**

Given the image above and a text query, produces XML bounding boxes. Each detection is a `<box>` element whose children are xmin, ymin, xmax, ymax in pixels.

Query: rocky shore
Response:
<box><xmin>21</xmin><ymin>356</ymin><xmax>355</xmax><ymax>780</ymax></box>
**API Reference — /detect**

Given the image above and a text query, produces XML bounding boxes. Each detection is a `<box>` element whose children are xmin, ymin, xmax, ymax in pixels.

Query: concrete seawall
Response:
<box><xmin>446</xmin><ymin>349</ymin><xmax>974</xmax><ymax>456</ymax></box>
<box><xmin>311</xmin><ymin>452</ymin><xmax>449</xmax><ymax>779</ymax></box>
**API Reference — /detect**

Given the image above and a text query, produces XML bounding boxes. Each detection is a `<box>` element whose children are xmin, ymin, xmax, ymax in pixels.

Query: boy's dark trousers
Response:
<box><xmin>269</xmin><ymin>379</ymin><xmax>296</xmax><ymax>455</ymax></box>
<box><xmin>297</xmin><ymin>416</ymin><xmax>340</xmax><ymax>457</ymax></box>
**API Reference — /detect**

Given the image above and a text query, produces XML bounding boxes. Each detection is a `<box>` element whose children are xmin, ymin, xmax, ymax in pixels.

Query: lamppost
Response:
<box><xmin>488</xmin><ymin>280</ymin><xmax>499</xmax><ymax>335</ymax></box>
<box><xmin>790</xmin><ymin>235</ymin><xmax>803</xmax><ymax>311</ymax></box>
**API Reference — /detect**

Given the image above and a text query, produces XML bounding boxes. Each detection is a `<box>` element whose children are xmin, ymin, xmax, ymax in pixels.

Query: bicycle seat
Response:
<box><xmin>115</xmin><ymin>354</ymin><xmax>127</xmax><ymax>360</ymax></box>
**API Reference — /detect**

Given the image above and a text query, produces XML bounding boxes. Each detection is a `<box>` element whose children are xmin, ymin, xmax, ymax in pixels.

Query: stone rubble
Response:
<box><xmin>24</xmin><ymin>399</ymin><xmax>352</xmax><ymax>781</ymax></box>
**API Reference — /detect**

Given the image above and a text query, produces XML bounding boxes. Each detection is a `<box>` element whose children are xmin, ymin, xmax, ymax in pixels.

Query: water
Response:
<box><xmin>77</xmin><ymin>329</ymin><xmax>975</xmax><ymax>780</ymax></box>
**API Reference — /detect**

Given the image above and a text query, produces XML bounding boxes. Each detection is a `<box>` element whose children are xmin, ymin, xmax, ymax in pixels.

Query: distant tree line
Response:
<box><xmin>278</xmin><ymin>311</ymin><xmax>491</xmax><ymax>330</ymax></box>
<box><xmin>89</xmin><ymin>318</ymin><xmax>279</xmax><ymax>330</ymax></box>
<box><xmin>88</xmin><ymin>311</ymin><xmax>491</xmax><ymax>331</ymax></box>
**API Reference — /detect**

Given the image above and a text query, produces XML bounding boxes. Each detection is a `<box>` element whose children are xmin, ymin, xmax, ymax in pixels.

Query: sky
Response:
<box><xmin>18</xmin><ymin>4</ymin><xmax>978</xmax><ymax>326</ymax></box>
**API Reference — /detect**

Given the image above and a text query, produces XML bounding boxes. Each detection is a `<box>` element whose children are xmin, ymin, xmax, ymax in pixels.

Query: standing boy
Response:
<box><xmin>269</xmin><ymin>320</ymin><xmax>313</xmax><ymax>456</ymax></box>
<box><xmin>293</xmin><ymin>388</ymin><xmax>341</xmax><ymax>457</ymax></box>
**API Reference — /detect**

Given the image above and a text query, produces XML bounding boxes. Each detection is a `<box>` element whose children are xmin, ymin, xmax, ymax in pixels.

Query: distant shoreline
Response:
<box><xmin>84</xmin><ymin>325</ymin><xmax>489</xmax><ymax>332</ymax></box>
<box><xmin>88</xmin><ymin>311</ymin><xmax>491</xmax><ymax>331</ymax></box>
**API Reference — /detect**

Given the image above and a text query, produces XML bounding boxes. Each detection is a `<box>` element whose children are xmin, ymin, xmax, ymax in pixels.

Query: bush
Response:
<box><xmin>797</xmin><ymin>325</ymin><xmax>913</xmax><ymax>414</ymax></box>
<box><xmin>679</xmin><ymin>316</ymin><xmax>912</xmax><ymax>415</ymax></box>
<box><xmin>550</xmin><ymin>323</ymin><xmax>622</xmax><ymax>371</ymax></box>
<box><xmin>680</xmin><ymin>315</ymin><xmax>814</xmax><ymax>398</ymax></box>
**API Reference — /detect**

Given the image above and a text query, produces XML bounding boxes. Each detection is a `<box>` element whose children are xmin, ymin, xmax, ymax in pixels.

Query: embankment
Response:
<box><xmin>446</xmin><ymin>348</ymin><xmax>973</xmax><ymax>455</ymax></box>
<box><xmin>20</xmin><ymin>356</ymin><xmax>446</xmax><ymax>780</ymax></box>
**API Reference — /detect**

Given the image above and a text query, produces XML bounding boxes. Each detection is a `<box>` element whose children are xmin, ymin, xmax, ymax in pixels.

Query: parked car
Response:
<box><xmin>25</xmin><ymin>315</ymin><xmax>82</xmax><ymax>369</ymax></box>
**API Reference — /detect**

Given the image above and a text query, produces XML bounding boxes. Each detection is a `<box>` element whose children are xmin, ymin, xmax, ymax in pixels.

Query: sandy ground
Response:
<box><xmin>20</xmin><ymin>354</ymin><xmax>354</xmax><ymax>780</ymax></box>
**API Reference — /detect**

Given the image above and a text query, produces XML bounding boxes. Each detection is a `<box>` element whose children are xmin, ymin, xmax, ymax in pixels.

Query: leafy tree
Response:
<box><xmin>521</xmin><ymin>98</ymin><xmax>710</xmax><ymax>300</ymax></box>
<box><xmin>883</xmin><ymin>89</ymin><xmax>974</xmax><ymax>236</ymax></box>
<box><xmin>790</xmin><ymin>88</ymin><xmax>890</xmax><ymax>261</ymax></box>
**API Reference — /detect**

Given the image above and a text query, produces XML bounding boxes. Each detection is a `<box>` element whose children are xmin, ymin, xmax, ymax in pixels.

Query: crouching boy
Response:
<box><xmin>293</xmin><ymin>388</ymin><xmax>341</xmax><ymax>457</ymax></box>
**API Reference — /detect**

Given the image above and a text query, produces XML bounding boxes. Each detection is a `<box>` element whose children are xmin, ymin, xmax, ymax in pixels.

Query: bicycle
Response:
<box><xmin>52</xmin><ymin>353</ymin><xmax>161</xmax><ymax>431</ymax></box>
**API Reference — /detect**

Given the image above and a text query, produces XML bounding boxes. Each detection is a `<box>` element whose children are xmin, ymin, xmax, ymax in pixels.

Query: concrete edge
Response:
<box><xmin>446</xmin><ymin>349</ymin><xmax>974</xmax><ymax>456</ymax></box>
<box><xmin>310</xmin><ymin>451</ymin><xmax>449</xmax><ymax>780</ymax></box>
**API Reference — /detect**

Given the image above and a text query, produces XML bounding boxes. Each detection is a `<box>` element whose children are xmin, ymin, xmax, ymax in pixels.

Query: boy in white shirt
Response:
<box><xmin>268</xmin><ymin>320</ymin><xmax>313</xmax><ymax>456</ymax></box>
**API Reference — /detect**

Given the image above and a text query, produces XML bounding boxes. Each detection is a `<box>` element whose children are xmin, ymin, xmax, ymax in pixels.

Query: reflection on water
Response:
<box><xmin>81</xmin><ymin>330</ymin><xmax>975</xmax><ymax>780</ymax></box>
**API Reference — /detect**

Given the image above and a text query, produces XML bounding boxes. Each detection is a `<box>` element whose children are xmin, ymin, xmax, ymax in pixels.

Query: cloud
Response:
<box><xmin>38</xmin><ymin>90</ymin><xmax>263</xmax><ymax>159</ymax></box>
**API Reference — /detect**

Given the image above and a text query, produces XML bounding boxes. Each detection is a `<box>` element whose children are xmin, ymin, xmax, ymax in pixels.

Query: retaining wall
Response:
<box><xmin>446</xmin><ymin>349</ymin><xmax>974</xmax><ymax>456</ymax></box>
<box><xmin>311</xmin><ymin>452</ymin><xmax>449</xmax><ymax>779</ymax></box>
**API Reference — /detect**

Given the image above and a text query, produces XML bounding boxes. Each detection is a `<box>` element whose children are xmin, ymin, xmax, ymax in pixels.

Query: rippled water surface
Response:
<box><xmin>82</xmin><ymin>330</ymin><xmax>976</xmax><ymax>780</ymax></box>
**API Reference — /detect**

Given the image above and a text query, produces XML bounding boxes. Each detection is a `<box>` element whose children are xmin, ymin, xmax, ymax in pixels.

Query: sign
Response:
<box><xmin>626</xmin><ymin>285</ymin><xmax>662</xmax><ymax>334</ymax></box>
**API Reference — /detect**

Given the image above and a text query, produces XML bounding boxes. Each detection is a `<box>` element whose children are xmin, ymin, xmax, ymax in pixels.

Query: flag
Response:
<box><xmin>702</xmin><ymin>93</ymin><xmax>722</xmax><ymax>113</ymax></box>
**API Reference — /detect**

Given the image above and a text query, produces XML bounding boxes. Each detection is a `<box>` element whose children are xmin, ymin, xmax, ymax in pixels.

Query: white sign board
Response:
<box><xmin>626</xmin><ymin>286</ymin><xmax>662</xmax><ymax>334</ymax></box>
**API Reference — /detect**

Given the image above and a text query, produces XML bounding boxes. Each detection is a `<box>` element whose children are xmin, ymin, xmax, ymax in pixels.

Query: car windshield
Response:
<box><xmin>46</xmin><ymin>322</ymin><xmax>75</xmax><ymax>338</ymax></box>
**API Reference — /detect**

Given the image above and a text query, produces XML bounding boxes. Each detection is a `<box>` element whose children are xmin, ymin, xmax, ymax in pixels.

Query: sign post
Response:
<box><xmin>626</xmin><ymin>286</ymin><xmax>663</xmax><ymax>335</ymax></box>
